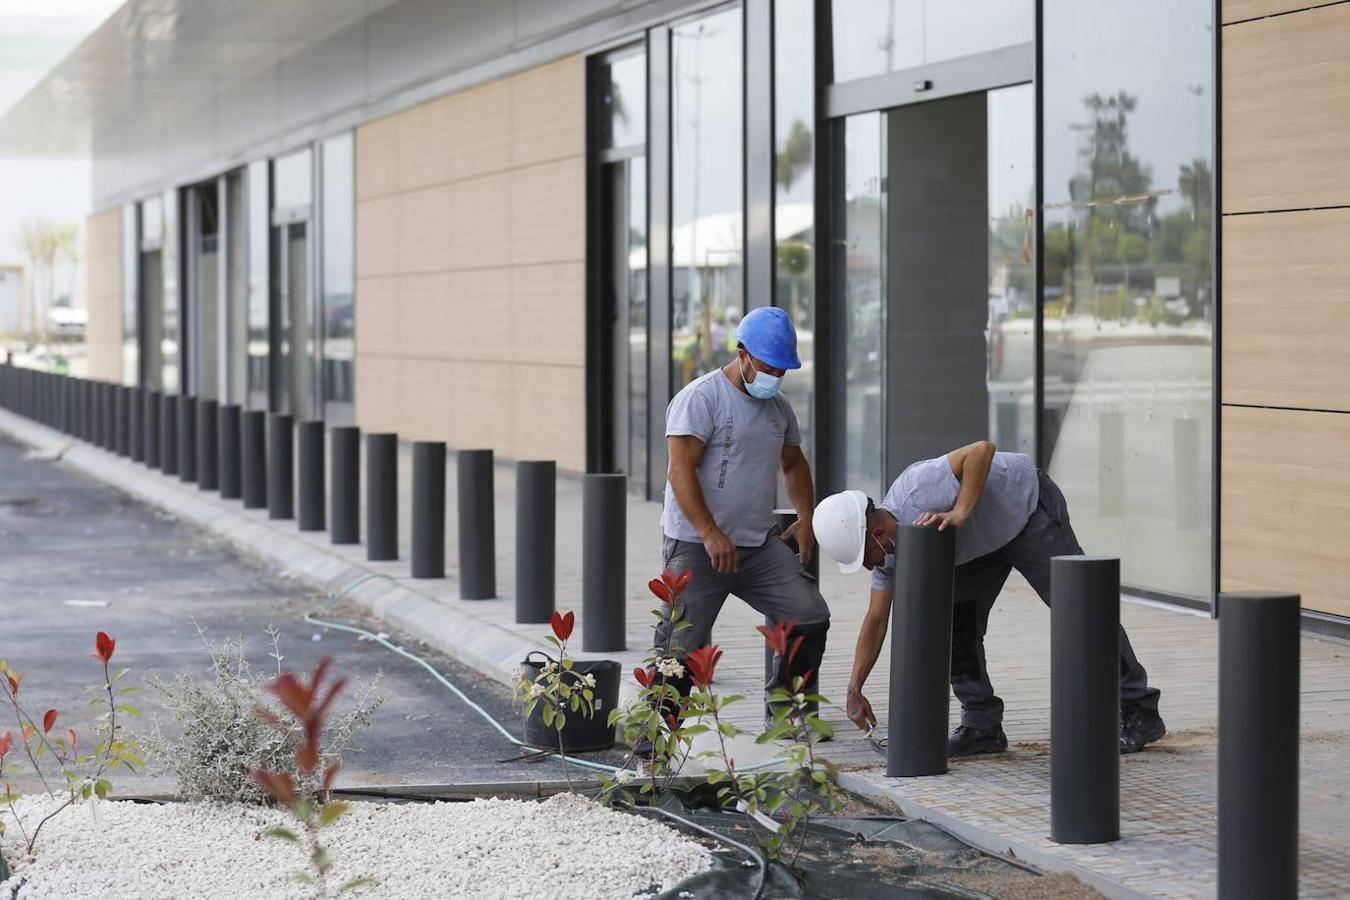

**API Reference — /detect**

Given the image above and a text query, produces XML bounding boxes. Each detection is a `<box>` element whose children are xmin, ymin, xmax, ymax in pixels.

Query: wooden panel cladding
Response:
<box><xmin>1222</xmin><ymin>208</ymin><xmax>1350</xmax><ymax>411</ymax></box>
<box><xmin>1221</xmin><ymin>405</ymin><xmax>1350</xmax><ymax>617</ymax></box>
<box><xmin>1223</xmin><ymin>3</ymin><xmax>1350</xmax><ymax>213</ymax></box>
<box><xmin>352</xmin><ymin>53</ymin><xmax>586</xmax><ymax>470</ymax></box>
<box><xmin>1222</xmin><ymin>0</ymin><xmax>1345</xmax><ymax>24</ymax></box>
<box><xmin>85</xmin><ymin>208</ymin><xmax>123</xmax><ymax>382</ymax></box>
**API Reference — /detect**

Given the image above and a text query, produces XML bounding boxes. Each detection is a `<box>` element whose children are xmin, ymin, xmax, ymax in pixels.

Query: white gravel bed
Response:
<box><xmin>1</xmin><ymin>793</ymin><xmax>713</xmax><ymax>899</ymax></box>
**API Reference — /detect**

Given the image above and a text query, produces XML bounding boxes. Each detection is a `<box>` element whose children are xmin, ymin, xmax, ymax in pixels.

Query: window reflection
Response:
<box><xmin>831</xmin><ymin>0</ymin><xmax>1033</xmax><ymax>84</ymax></box>
<box><xmin>321</xmin><ymin>133</ymin><xmax>355</xmax><ymax>424</ymax></box>
<box><xmin>601</xmin><ymin>52</ymin><xmax>646</xmax><ymax>150</ymax></box>
<box><xmin>840</xmin><ymin>112</ymin><xmax>885</xmax><ymax>498</ymax></box>
<box><xmin>628</xmin><ymin>157</ymin><xmax>648</xmax><ymax>489</ymax></box>
<box><xmin>671</xmin><ymin>7</ymin><xmax>743</xmax><ymax>390</ymax></box>
<box><xmin>1042</xmin><ymin>0</ymin><xmax>1214</xmax><ymax>598</ymax></box>
<box><xmin>160</xmin><ymin>189</ymin><xmax>180</xmax><ymax>395</ymax></box>
<box><xmin>775</xmin><ymin>0</ymin><xmax>815</xmax><ymax>472</ymax></box>
<box><xmin>246</xmin><ymin>160</ymin><xmax>269</xmax><ymax>411</ymax></box>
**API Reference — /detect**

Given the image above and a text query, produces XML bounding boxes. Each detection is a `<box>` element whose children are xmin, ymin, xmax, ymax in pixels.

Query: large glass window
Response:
<box><xmin>775</xmin><ymin>0</ymin><xmax>815</xmax><ymax>472</ymax></box>
<box><xmin>137</xmin><ymin>197</ymin><xmax>164</xmax><ymax>391</ymax></box>
<box><xmin>600</xmin><ymin>51</ymin><xmax>647</xmax><ymax>151</ymax></box>
<box><xmin>986</xmin><ymin>84</ymin><xmax>1036</xmax><ymax>454</ymax></box>
<box><xmin>1042</xmin><ymin>0</ymin><xmax>1214</xmax><ymax>598</ymax></box>
<box><xmin>831</xmin><ymin>0</ymin><xmax>1033</xmax><ymax>84</ymax></box>
<box><xmin>671</xmin><ymin>5</ymin><xmax>743</xmax><ymax>390</ymax></box>
<box><xmin>121</xmin><ymin>204</ymin><xmax>138</xmax><ymax>385</ymax></box>
<box><xmin>160</xmin><ymin>190</ymin><xmax>180</xmax><ymax>395</ymax></box>
<box><xmin>836</xmin><ymin>112</ymin><xmax>886</xmax><ymax>497</ymax></box>
<box><xmin>246</xmin><ymin>160</ymin><xmax>269</xmax><ymax>411</ymax></box>
<box><xmin>321</xmin><ymin>133</ymin><xmax>355</xmax><ymax>424</ymax></box>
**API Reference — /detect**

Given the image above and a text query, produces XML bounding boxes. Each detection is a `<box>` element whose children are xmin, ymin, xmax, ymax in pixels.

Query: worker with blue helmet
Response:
<box><xmin>641</xmin><ymin>306</ymin><xmax>829</xmax><ymax>755</ymax></box>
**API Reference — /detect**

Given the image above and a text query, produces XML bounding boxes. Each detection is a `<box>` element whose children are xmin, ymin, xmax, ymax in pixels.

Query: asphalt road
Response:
<box><xmin>0</xmin><ymin>433</ymin><xmax>622</xmax><ymax>795</ymax></box>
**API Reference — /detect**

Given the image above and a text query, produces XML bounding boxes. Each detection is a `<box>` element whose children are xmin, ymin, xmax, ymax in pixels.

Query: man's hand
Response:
<box><xmin>781</xmin><ymin>517</ymin><xmax>815</xmax><ymax>566</ymax></box>
<box><xmin>913</xmin><ymin>507</ymin><xmax>969</xmax><ymax>531</ymax></box>
<box><xmin>846</xmin><ymin>685</ymin><xmax>876</xmax><ymax>731</ymax></box>
<box><xmin>702</xmin><ymin>526</ymin><xmax>740</xmax><ymax>574</ymax></box>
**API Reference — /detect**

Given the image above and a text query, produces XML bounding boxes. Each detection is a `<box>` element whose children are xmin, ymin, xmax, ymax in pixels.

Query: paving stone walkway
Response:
<box><xmin>5</xmin><ymin>412</ymin><xmax>1347</xmax><ymax>898</ymax></box>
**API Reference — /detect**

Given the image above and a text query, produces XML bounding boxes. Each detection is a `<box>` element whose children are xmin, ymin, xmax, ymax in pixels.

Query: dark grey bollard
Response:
<box><xmin>887</xmin><ymin>524</ymin><xmax>954</xmax><ymax>777</ymax></box>
<box><xmin>91</xmin><ymin>382</ymin><xmax>104</xmax><ymax>448</ymax></box>
<box><xmin>582</xmin><ymin>473</ymin><xmax>626</xmax><ymax>652</ymax></box>
<box><xmin>217</xmin><ymin>405</ymin><xmax>242</xmax><ymax>499</ymax></box>
<box><xmin>457</xmin><ymin>449</ymin><xmax>496</xmax><ymax>599</ymax></box>
<box><xmin>197</xmin><ymin>399</ymin><xmax>219</xmax><ymax>490</ymax></box>
<box><xmin>83</xmin><ymin>380</ymin><xmax>95</xmax><ymax>444</ymax></box>
<box><xmin>267</xmin><ymin>413</ymin><xmax>294</xmax><ymax>519</ymax></box>
<box><xmin>1219</xmin><ymin>591</ymin><xmax>1300</xmax><ymax>900</ymax></box>
<box><xmin>178</xmin><ymin>395</ymin><xmax>197</xmax><ymax>482</ymax></box>
<box><xmin>330</xmin><ymin>426</ymin><xmax>360</xmax><ymax>544</ymax></box>
<box><xmin>297</xmin><ymin>420</ymin><xmax>325</xmax><ymax>531</ymax></box>
<box><xmin>114</xmin><ymin>386</ymin><xmax>129</xmax><ymax>456</ymax></box>
<box><xmin>98</xmin><ymin>382</ymin><xmax>112</xmax><ymax>449</ymax></box>
<box><xmin>366</xmin><ymin>433</ymin><xmax>398</xmax><ymax>561</ymax></box>
<box><xmin>160</xmin><ymin>394</ymin><xmax>179</xmax><ymax>476</ymax></box>
<box><xmin>1050</xmin><ymin>555</ymin><xmax>1121</xmax><ymax>844</ymax></box>
<box><xmin>144</xmin><ymin>390</ymin><xmax>161</xmax><ymax>468</ymax></box>
<box><xmin>129</xmin><ymin>388</ymin><xmax>144</xmax><ymax>461</ymax></box>
<box><xmin>412</xmin><ymin>441</ymin><xmax>446</xmax><ymax>579</ymax></box>
<box><xmin>240</xmin><ymin>410</ymin><xmax>267</xmax><ymax>509</ymax></box>
<box><xmin>515</xmin><ymin>461</ymin><xmax>556</xmax><ymax>623</ymax></box>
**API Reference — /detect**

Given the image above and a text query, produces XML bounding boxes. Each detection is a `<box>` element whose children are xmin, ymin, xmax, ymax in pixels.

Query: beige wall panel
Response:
<box><xmin>1223</xmin><ymin>0</ymin><xmax>1344</xmax><ymax>24</ymax></box>
<box><xmin>446</xmin><ymin>78</ymin><xmax>513</xmax><ymax>182</ymax></box>
<box><xmin>355</xmin><ymin>355</ymin><xmax>401</xmax><ymax>433</ymax></box>
<box><xmin>398</xmin><ymin>184</ymin><xmax>452</xmax><ymax>274</ymax></box>
<box><xmin>85</xmin><ymin>209</ymin><xmax>123</xmax><ymax>382</ymax></box>
<box><xmin>398</xmin><ymin>271</ymin><xmax>453</xmax><ymax>361</ymax></box>
<box><xmin>450</xmin><ymin>268</ymin><xmax>512</xmax><ymax>361</ymax></box>
<box><xmin>354</xmin><ymin>276</ymin><xmax>400</xmax><ymax>357</ymax></box>
<box><xmin>511</xmin><ymin>157</ymin><xmax>584</xmax><ymax>266</ymax></box>
<box><xmin>448</xmin><ymin>361</ymin><xmax>514</xmax><ymax>452</ymax></box>
<box><xmin>1222</xmin><ymin>208</ymin><xmax>1350</xmax><ymax>411</ymax></box>
<box><xmin>510</xmin><ymin>263</ymin><xmax>584</xmax><ymax>367</ymax></box>
<box><xmin>512</xmin><ymin>364</ymin><xmax>584</xmax><ymax>471</ymax></box>
<box><xmin>398</xmin><ymin>96</ymin><xmax>454</xmax><ymax>192</ymax></box>
<box><xmin>399</xmin><ymin>357</ymin><xmax>453</xmax><ymax>441</ymax></box>
<box><xmin>1221</xmin><ymin>405</ymin><xmax>1350</xmax><ymax>616</ymax></box>
<box><xmin>1223</xmin><ymin>5</ymin><xmax>1350</xmax><ymax>212</ymax></box>
<box><xmin>355</xmin><ymin>195</ymin><xmax>400</xmax><ymax>278</ymax></box>
<box><xmin>448</xmin><ymin>173</ymin><xmax>513</xmax><ymax>270</ymax></box>
<box><xmin>356</xmin><ymin>114</ymin><xmax>400</xmax><ymax>201</ymax></box>
<box><xmin>512</xmin><ymin>55</ymin><xmax>585</xmax><ymax>168</ymax></box>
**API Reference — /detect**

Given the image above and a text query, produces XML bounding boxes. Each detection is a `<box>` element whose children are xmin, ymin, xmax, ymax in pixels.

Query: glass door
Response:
<box><xmin>269</xmin><ymin>220</ymin><xmax>312</xmax><ymax>417</ymax></box>
<box><xmin>603</xmin><ymin>158</ymin><xmax>648</xmax><ymax>492</ymax></box>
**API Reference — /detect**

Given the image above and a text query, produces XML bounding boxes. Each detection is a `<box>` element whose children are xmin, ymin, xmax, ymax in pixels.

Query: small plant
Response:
<box><xmin>604</xmin><ymin>570</ymin><xmax>841</xmax><ymax>864</ymax></box>
<box><xmin>252</xmin><ymin>657</ymin><xmax>374</xmax><ymax>899</ymax></box>
<box><xmin>0</xmin><ymin>631</ymin><xmax>144</xmax><ymax>863</ymax></box>
<box><xmin>512</xmin><ymin>610</ymin><xmax>596</xmax><ymax>789</ymax></box>
<box><xmin>141</xmin><ymin>624</ymin><xmax>381</xmax><ymax>805</ymax></box>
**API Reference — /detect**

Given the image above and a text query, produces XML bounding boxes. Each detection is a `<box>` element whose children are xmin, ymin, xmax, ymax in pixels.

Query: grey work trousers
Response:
<box><xmin>953</xmin><ymin>471</ymin><xmax>1162</xmax><ymax>730</ymax></box>
<box><xmin>658</xmin><ymin>528</ymin><xmax>831</xmax><ymax>694</ymax></box>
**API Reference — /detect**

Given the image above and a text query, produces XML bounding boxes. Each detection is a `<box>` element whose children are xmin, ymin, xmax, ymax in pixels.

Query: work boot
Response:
<box><xmin>1120</xmin><ymin>704</ymin><xmax>1166</xmax><ymax>754</ymax></box>
<box><xmin>947</xmin><ymin>725</ymin><xmax>1008</xmax><ymax>758</ymax></box>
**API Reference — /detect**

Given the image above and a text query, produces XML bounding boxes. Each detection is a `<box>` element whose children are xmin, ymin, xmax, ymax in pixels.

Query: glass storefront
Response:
<box><xmin>774</xmin><ymin>0</ymin><xmax>815</xmax><ymax>475</ymax></box>
<box><xmin>137</xmin><ymin>196</ymin><xmax>164</xmax><ymax>391</ymax></box>
<box><xmin>1041</xmin><ymin>0</ymin><xmax>1214</xmax><ymax>598</ymax></box>
<box><xmin>246</xmin><ymin>160</ymin><xmax>269</xmax><ymax>411</ymax></box>
<box><xmin>121</xmin><ymin>204</ymin><xmax>138</xmax><ymax>386</ymax></box>
<box><xmin>671</xmin><ymin>5</ymin><xmax>743</xmax><ymax>390</ymax></box>
<box><xmin>321</xmin><ymin>133</ymin><xmax>355</xmax><ymax>425</ymax></box>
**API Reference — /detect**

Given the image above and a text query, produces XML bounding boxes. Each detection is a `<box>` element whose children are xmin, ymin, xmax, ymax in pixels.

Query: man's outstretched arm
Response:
<box><xmin>914</xmin><ymin>440</ymin><xmax>996</xmax><ymax>531</ymax></box>
<box><xmin>846</xmin><ymin>587</ymin><xmax>894</xmax><ymax>730</ymax></box>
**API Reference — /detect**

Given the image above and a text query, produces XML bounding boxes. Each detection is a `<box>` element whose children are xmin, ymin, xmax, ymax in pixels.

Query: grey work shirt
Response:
<box><xmin>661</xmin><ymin>369</ymin><xmax>801</xmax><ymax>547</ymax></box>
<box><xmin>872</xmin><ymin>451</ymin><xmax>1040</xmax><ymax>591</ymax></box>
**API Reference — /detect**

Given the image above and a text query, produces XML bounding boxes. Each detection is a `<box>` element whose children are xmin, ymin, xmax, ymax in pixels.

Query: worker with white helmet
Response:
<box><xmin>649</xmin><ymin>307</ymin><xmax>830</xmax><ymax>742</ymax></box>
<box><xmin>813</xmin><ymin>441</ymin><xmax>1164</xmax><ymax>757</ymax></box>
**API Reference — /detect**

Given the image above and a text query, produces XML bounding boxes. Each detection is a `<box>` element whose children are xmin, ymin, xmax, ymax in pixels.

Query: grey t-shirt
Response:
<box><xmin>661</xmin><ymin>369</ymin><xmax>801</xmax><ymax>547</ymax></box>
<box><xmin>872</xmin><ymin>451</ymin><xmax>1040</xmax><ymax>591</ymax></box>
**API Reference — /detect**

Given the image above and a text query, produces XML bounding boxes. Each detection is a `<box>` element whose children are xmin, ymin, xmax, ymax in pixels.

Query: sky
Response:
<box><xmin>0</xmin><ymin>0</ymin><xmax>122</xmax><ymax>282</ymax></box>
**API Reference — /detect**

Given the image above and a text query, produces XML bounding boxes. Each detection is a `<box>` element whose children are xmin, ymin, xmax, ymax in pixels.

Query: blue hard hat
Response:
<box><xmin>734</xmin><ymin>307</ymin><xmax>801</xmax><ymax>371</ymax></box>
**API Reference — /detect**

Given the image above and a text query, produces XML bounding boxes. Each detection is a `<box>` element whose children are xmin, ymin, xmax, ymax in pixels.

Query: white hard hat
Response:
<box><xmin>812</xmin><ymin>490</ymin><xmax>870</xmax><ymax>574</ymax></box>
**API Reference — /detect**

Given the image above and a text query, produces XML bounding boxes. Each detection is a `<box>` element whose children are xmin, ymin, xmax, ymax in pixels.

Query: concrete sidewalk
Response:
<box><xmin>4</xmin><ymin>408</ymin><xmax>1347</xmax><ymax>898</ymax></box>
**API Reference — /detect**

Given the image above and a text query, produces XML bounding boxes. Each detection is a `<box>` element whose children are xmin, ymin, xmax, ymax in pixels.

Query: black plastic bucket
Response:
<box><xmin>521</xmin><ymin>653</ymin><xmax>620</xmax><ymax>752</ymax></box>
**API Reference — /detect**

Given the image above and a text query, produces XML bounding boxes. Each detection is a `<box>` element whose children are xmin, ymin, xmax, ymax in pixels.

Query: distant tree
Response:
<box><xmin>775</xmin><ymin>119</ymin><xmax>813</xmax><ymax>192</ymax></box>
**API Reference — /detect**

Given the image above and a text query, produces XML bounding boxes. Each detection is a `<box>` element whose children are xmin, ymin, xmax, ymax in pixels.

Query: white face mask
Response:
<box><xmin>740</xmin><ymin>356</ymin><xmax>782</xmax><ymax>400</ymax></box>
<box><xmin>872</xmin><ymin>533</ymin><xmax>896</xmax><ymax>572</ymax></box>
